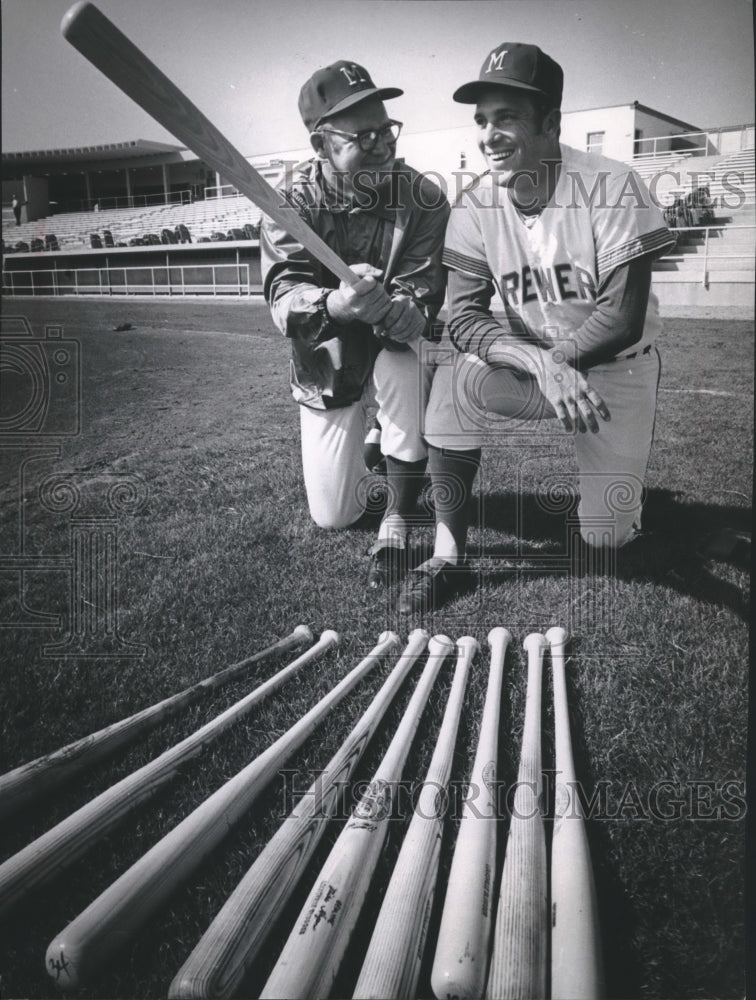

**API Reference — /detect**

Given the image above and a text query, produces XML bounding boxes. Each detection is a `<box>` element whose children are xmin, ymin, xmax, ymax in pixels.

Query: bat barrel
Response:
<box><xmin>485</xmin><ymin>633</ymin><xmax>548</xmax><ymax>999</ymax></box>
<box><xmin>42</xmin><ymin>632</ymin><xmax>398</xmax><ymax>990</ymax></box>
<box><xmin>168</xmin><ymin>629</ymin><xmax>431</xmax><ymax>1000</ymax></box>
<box><xmin>353</xmin><ymin>636</ymin><xmax>477</xmax><ymax>1000</ymax></box>
<box><xmin>546</xmin><ymin>627</ymin><xmax>605</xmax><ymax>1000</ymax></box>
<box><xmin>0</xmin><ymin>626</ymin><xmax>313</xmax><ymax>820</ymax></box>
<box><xmin>0</xmin><ymin>630</ymin><xmax>338</xmax><ymax>917</ymax></box>
<box><xmin>258</xmin><ymin>634</ymin><xmax>455</xmax><ymax>1000</ymax></box>
<box><xmin>430</xmin><ymin>631</ymin><xmax>501</xmax><ymax>1000</ymax></box>
<box><xmin>7</xmin><ymin>625</ymin><xmax>607</xmax><ymax>997</ymax></box>
<box><xmin>61</xmin><ymin>1</ymin><xmax>357</xmax><ymax>284</ymax></box>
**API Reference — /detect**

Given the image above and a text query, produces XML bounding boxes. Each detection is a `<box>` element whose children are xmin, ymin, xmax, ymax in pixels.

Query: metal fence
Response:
<box><xmin>2</xmin><ymin>261</ymin><xmax>256</xmax><ymax>296</ymax></box>
<box><xmin>633</xmin><ymin>124</ymin><xmax>755</xmax><ymax>158</ymax></box>
<box><xmin>657</xmin><ymin>224</ymin><xmax>755</xmax><ymax>284</ymax></box>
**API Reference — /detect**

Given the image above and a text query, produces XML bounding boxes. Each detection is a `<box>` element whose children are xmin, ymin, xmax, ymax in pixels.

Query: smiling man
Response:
<box><xmin>261</xmin><ymin>61</ymin><xmax>449</xmax><ymax>596</ymax></box>
<box><xmin>397</xmin><ymin>42</ymin><xmax>676</xmax><ymax>615</ymax></box>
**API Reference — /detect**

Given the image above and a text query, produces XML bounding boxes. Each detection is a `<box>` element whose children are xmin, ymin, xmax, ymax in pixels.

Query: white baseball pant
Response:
<box><xmin>299</xmin><ymin>347</ymin><xmax>432</xmax><ymax>529</ymax></box>
<box><xmin>423</xmin><ymin>345</ymin><xmax>660</xmax><ymax>547</ymax></box>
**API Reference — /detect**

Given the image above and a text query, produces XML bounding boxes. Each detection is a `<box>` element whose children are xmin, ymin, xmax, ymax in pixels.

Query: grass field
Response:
<box><xmin>0</xmin><ymin>295</ymin><xmax>751</xmax><ymax>999</ymax></box>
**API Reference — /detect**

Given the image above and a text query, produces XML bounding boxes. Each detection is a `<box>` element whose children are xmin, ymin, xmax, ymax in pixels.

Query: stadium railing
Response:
<box><xmin>653</xmin><ymin>223</ymin><xmax>755</xmax><ymax>285</ymax></box>
<box><xmin>1</xmin><ymin>261</ymin><xmax>254</xmax><ymax>297</ymax></box>
<box><xmin>633</xmin><ymin>124</ymin><xmax>755</xmax><ymax>159</ymax></box>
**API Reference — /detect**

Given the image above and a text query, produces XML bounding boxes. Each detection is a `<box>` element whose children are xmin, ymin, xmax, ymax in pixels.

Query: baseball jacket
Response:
<box><xmin>261</xmin><ymin>158</ymin><xmax>450</xmax><ymax>409</ymax></box>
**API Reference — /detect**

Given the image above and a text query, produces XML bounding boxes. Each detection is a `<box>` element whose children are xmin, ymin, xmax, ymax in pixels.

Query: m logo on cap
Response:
<box><xmin>340</xmin><ymin>63</ymin><xmax>369</xmax><ymax>87</ymax></box>
<box><xmin>486</xmin><ymin>49</ymin><xmax>509</xmax><ymax>73</ymax></box>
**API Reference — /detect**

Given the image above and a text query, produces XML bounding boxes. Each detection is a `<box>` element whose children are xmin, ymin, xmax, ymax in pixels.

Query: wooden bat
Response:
<box><xmin>60</xmin><ymin>2</ymin><xmax>356</xmax><ymax>285</ymax></box>
<box><xmin>259</xmin><ymin>634</ymin><xmax>456</xmax><ymax>1000</ymax></box>
<box><xmin>44</xmin><ymin>631</ymin><xmax>400</xmax><ymax>991</ymax></box>
<box><xmin>485</xmin><ymin>632</ymin><xmax>548</xmax><ymax>999</ymax></box>
<box><xmin>353</xmin><ymin>636</ymin><xmax>479</xmax><ymax>1000</ymax></box>
<box><xmin>0</xmin><ymin>630</ymin><xmax>339</xmax><ymax>917</ymax></box>
<box><xmin>545</xmin><ymin>626</ymin><xmax>605</xmax><ymax>1000</ymax></box>
<box><xmin>430</xmin><ymin>627</ymin><xmax>512</xmax><ymax>1000</ymax></box>
<box><xmin>0</xmin><ymin>626</ymin><xmax>312</xmax><ymax>821</ymax></box>
<box><xmin>167</xmin><ymin>628</ymin><xmax>431</xmax><ymax>1000</ymax></box>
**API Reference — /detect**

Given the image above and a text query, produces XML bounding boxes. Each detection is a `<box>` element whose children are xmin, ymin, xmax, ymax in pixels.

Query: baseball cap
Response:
<box><xmin>299</xmin><ymin>60</ymin><xmax>403</xmax><ymax>131</ymax></box>
<box><xmin>453</xmin><ymin>43</ymin><xmax>563</xmax><ymax>108</ymax></box>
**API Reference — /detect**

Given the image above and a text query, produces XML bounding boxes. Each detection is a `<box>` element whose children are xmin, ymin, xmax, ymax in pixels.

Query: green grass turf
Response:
<box><xmin>0</xmin><ymin>296</ymin><xmax>750</xmax><ymax>999</ymax></box>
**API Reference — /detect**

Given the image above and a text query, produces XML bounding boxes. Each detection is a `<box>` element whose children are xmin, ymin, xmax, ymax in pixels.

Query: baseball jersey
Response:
<box><xmin>443</xmin><ymin>144</ymin><xmax>676</xmax><ymax>358</ymax></box>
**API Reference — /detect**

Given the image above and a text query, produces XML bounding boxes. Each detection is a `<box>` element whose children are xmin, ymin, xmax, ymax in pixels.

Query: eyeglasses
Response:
<box><xmin>315</xmin><ymin>120</ymin><xmax>403</xmax><ymax>152</ymax></box>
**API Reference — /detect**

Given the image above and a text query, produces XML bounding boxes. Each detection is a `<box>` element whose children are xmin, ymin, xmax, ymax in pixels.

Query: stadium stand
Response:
<box><xmin>2</xmin><ymin>196</ymin><xmax>263</xmax><ymax>253</ymax></box>
<box><xmin>2</xmin><ymin>133</ymin><xmax>752</xmax><ymax>305</ymax></box>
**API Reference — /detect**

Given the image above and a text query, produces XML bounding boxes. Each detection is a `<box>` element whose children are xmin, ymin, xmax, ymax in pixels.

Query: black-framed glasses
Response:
<box><xmin>315</xmin><ymin>120</ymin><xmax>403</xmax><ymax>152</ymax></box>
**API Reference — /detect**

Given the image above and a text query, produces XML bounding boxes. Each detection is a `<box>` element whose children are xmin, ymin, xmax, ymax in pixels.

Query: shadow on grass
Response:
<box><xmin>467</xmin><ymin>487</ymin><xmax>751</xmax><ymax>623</ymax></box>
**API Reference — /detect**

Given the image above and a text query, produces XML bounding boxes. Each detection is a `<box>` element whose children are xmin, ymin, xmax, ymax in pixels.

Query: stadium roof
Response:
<box><xmin>2</xmin><ymin>139</ymin><xmax>187</xmax><ymax>167</ymax></box>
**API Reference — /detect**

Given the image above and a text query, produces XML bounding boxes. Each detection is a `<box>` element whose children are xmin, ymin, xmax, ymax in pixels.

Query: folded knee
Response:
<box><xmin>310</xmin><ymin>509</ymin><xmax>361</xmax><ymax>530</ymax></box>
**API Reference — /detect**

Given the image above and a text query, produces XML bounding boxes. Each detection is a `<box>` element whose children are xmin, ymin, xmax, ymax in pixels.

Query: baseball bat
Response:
<box><xmin>353</xmin><ymin>636</ymin><xmax>479</xmax><ymax>1000</ymax></box>
<box><xmin>45</xmin><ymin>631</ymin><xmax>400</xmax><ymax>991</ymax></box>
<box><xmin>485</xmin><ymin>632</ymin><xmax>548</xmax><ymax>999</ymax></box>
<box><xmin>259</xmin><ymin>634</ymin><xmax>456</xmax><ymax>1000</ymax></box>
<box><xmin>168</xmin><ymin>628</ymin><xmax>431</xmax><ymax>1000</ymax></box>
<box><xmin>430</xmin><ymin>627</ymin><xmax>512</xmax><ymax>1000</ymax></box>
<box><xmin>60</xmin><ymin>2</ymin><xmax>356</xmax><ymax>285</ymax></box>
<box><xmin>0</xmin><ymin>626</ymin><xmax>312</xmax><ymax>821</ymax></box>
<box><xmin>0</xmin><ymin>630</ymin><xmax>339</xmax><ymax>917</ymax></box>
<box><xmin>545</xmin><ymin>626</ymin><xmax>605</xmax><ymax>1000</ymax></box>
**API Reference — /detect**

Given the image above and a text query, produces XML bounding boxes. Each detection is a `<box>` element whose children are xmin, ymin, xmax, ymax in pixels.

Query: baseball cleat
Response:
<box><xmin>366</xmin><ymin>541</ymin><xmax>409</xmax><ymax>593</ymax></box>
<box><xmin>397</xmin><ymin>557</ymin><xmax>471</xmax><ymax>615</ymax></box>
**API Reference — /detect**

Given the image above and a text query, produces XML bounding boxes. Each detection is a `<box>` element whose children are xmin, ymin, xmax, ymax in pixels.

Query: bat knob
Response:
<box><xmin>292</xmin><ymin>624</ymin><xmax>314</xmax><ymax>642</ymax></box>
<box><xmin>428</xmin><ymin>634</ymin><xmax>455</xmax><ymax>658</ymax></box>
<box><xmin>319</xmin><ymin>629</ymin><xmax>340</xmax><ymax>646</ymax></box>
<box><xmin>408</xmin><ymin>627</ymin><xmax>431</xmax><ymax>643</ymax></box>
<box><xmin>523</xmin><ymin>632</ymin><xmax>547</xmax><ymax>653</ymax></box>
<box><xmin>455</xmin><ymin>635</ymin><xmax>480</xmax><ymax>657</ymax></box>
<box><xmin>487</xmin><ymin>626</ymin><xmax>512</xmax><ymax>647</ymax></box>
<box><xmin>545</xmin><ymin>626</ymin><xmax>569</xmax><ymax>648</ymax></box>
<box><xmin>377</xmin><ymin>630</ymin><xmax>401</xmax><ymax>648</ymax></box>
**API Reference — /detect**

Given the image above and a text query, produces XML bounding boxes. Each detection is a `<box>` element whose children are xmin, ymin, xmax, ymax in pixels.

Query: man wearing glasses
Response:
<box><xmin>261</xmin><ymin>60</ymin><xmax>449</xmax><ymax>596</ymax></box>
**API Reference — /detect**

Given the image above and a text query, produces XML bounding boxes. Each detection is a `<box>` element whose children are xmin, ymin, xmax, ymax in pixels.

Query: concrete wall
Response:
<box><xmin>559</xmin><ymin>105</ymin><xmax>637</xmax><ymax>160</ymax></box>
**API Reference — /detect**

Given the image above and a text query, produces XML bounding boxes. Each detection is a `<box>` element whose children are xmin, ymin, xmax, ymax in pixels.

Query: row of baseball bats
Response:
<box><xmin>1</xmin><ymin>624</ymin><xmax>603</xmax><ymax>998</ymax></box>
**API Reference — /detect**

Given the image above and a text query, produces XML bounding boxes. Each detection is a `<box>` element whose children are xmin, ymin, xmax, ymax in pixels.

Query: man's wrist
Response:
<box><xmin>316</xmin><ymin>288</ymin><xmax>333</xmax><ymax>326</ymax></box>
<box><xmin>486</xmin><ymin>338</ymin><xmax>543</xmax><ymax>378</ymax></box>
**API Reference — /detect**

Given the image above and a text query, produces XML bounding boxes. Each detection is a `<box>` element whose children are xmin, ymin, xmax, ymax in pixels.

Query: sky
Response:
<box><xmin>2</xmin><ymin>0</ymin><xmax>754</xmax><ymax>160</ymax></box>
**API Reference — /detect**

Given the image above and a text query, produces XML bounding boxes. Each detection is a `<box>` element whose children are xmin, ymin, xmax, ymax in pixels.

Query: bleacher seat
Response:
<box><xmin>103</xmin><ymin>229</ymin><xmax>115</xmax><ymax>248</ymax></box>
<box><xmin>90</xmin><ymin>233</ymin><xmax>103</xmax><ymax>248</ymax></box>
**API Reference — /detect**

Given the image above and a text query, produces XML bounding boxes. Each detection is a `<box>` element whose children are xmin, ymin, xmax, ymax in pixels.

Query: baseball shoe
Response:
<box><xmin>397</xmin><ymin>557</ymin><xmax>470</xmax><ymax>615</ymax></box>
<box><xmin>366</xmin><ymin>540</ymin><xmax>408</xmax><ymax>594</ymax></box>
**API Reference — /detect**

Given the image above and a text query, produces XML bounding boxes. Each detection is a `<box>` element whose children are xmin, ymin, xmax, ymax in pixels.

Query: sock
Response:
<box><xmin>377</xmin><ymin>455</ymin><xmax>428</xmax><ymax>545</ymax></box>
<box><xmin>363</xmin><ymin>417</ymin><xmax>384</xmax><ymax>473</ymax></box>
<box><xmin>427</xmin><ymin>446</ymin><xmax>481</xmax><ymax>563</ymax></box>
